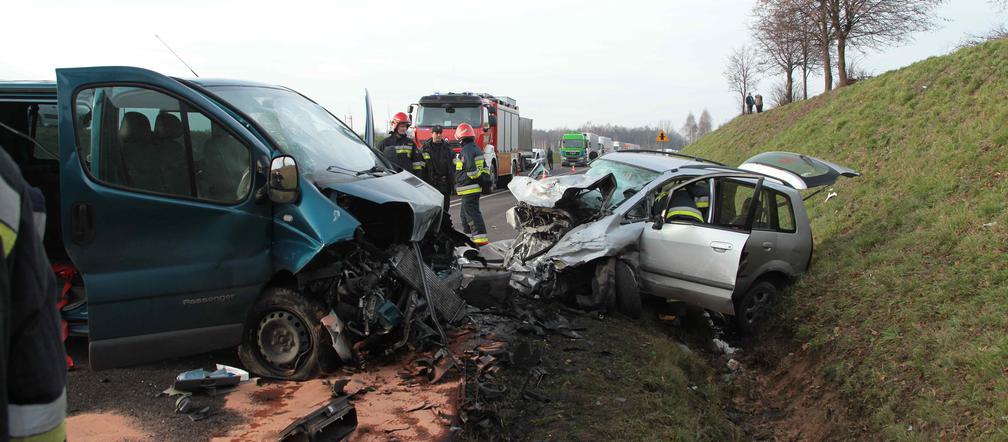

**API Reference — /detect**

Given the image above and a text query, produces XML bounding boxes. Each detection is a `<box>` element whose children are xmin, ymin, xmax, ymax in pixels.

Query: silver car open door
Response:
<box><xmin>638</xmin><ymin>174</ymin><xmax>765</xmax><ymax>315</ymax></box>
<box><xmin>738</xmin><ymin>151</ymin><xmax>859</xmax><ymax>189</ymax></box>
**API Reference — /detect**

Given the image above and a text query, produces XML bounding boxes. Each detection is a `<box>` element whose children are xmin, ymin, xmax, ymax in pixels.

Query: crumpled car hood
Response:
<box><xmin>508</xmin><ymin>173</ymin><xmax>617</xmax><ymax>211</ymax></box>
<box><xmin>320</xmin><ymin>171</ymin><xmax>444</xmax><ymax>242</ymax></box>
<box><xmin>504</xmin><ymin>172</ymin><xmax>639</xmax><ymax>295</ymax></box>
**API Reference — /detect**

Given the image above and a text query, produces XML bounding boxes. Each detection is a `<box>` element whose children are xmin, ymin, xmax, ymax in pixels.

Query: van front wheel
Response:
<box><xmin>238</xmin><ymin>287</ymin><xmax>329</xmax><ymax>380</ymax></box>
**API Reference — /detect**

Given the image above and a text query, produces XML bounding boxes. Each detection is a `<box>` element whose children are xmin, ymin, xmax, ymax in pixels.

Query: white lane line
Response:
<box><xmin>448</xmin><ymin>169</ymin><xmax>577</xmax><ymax>208</ymax></box>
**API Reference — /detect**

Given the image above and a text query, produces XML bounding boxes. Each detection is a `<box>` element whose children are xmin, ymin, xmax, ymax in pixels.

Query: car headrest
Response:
<box><xmin>118</xmin><ymin>112</ymin><xmax>152</xmax><ymax>143</ymax></box>
<box><xmin>687</xmin><ymin>181</ymin><xmax>709</xmax><ymax>197</ymax></box>
<box><xmin>154</xmin><ymin>113</ymin><xmax>184</xmax><ymax>140</ymax></box>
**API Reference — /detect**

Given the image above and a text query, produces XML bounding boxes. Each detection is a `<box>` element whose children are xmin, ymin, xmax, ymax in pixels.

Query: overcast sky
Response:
<box><xmin>2</xmin><ymin>0</ymin><xmax>1002</xmax><ymax>132</ymax></box>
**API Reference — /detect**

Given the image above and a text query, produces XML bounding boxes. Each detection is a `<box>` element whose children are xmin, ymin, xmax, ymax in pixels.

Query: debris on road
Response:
<box><xmin>173</xmin><ymin>364</ymin><xmax>250</xmax><ymax>394</ymax></box>
<box><xmin>278</xmin><ymin>397</ymin><xmax>357</xmax><ymax>442</ymax></box>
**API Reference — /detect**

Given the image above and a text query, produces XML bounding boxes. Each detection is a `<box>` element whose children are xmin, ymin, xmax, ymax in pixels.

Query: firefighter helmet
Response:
<box><xmin>390</xmin><ymin>112</ymin><xmax>411</xmax><ymax>131</ymax></box>
<box><xmin>455</xmin><ymin>122</ymin><xmax>476</xmax><ymax>139</ymax></box>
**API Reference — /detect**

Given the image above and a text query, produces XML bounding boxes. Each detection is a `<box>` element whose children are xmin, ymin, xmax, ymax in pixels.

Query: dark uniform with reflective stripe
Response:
<box><xmin>380</xmin><ymin>133</ymin><xmax>417</xmax><ymax>172</ymax></box>
<box><xmin>664</xmin><ymin>189</ymin><xmax>704</xmax><ymax>222</ymax></box>
<box><xmin>0</xmin><ymin>149</ymin><xmax>66</xmax><ymax>441</ymax></box>
<box><xmin>423</xmin><ymin>138</ymin><xmax>455</xmax><ymax>210</ymax></box>
<box><xmin>454</xmin><ymin>139</ymin><xmax>488</xmax><ymax>245</ymax></box>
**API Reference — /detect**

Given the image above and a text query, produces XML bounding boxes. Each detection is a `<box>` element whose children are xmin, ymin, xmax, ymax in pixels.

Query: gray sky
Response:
<box><xmin>2</xmin><ymin>0</ymin><xmax>1002</xmax><ymax>132</ymax></box>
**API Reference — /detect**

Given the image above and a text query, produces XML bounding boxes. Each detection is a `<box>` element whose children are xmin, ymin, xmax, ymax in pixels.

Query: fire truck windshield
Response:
<box><xmin>417</xmin><ymin>105</ymin><xmax>482</xmax><ymax>128</ymax></box>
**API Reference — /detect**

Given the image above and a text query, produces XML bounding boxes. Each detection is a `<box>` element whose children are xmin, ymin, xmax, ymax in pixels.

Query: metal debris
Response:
<box><xmin>278</xmin><ymin>397</ymin><xmax>357</xmax><ymax>442</ymax></box>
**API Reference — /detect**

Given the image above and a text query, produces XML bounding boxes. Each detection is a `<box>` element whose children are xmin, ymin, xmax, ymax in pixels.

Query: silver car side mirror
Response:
<box><xmin>268</xmin><ymin>155</ymin><xmax>299</xmax><ymax>204</ymax></box>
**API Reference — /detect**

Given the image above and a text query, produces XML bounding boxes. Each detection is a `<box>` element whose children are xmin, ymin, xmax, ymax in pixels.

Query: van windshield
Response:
<box><xmin>208</xmin><ymin>85</ymin><xmax>382</xmax><ymax>178</ymax></box>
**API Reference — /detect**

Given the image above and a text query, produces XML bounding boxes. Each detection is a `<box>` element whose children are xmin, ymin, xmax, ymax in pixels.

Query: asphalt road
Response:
<box><xmin>65</xmin><ymin>163</ymin><xmax>576</xmax><ymax>441</ymax></box>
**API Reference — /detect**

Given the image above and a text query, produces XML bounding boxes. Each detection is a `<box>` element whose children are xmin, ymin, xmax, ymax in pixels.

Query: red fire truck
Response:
<box><xmin>410</xmin><ymin>92</ymin><xmax>532</xmax><ymax>192</ymax></box>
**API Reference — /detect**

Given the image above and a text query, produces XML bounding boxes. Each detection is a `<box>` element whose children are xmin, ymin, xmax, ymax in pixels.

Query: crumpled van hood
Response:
<box><xmin>318</xmin><ymin>171</ymin><xmax>444</xmax><ymax>242</ymax></box>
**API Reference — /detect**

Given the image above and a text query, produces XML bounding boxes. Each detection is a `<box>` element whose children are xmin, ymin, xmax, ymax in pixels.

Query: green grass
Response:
<box><xmin>688</xmin><ymin>39</ymin><xmax>1008</xmax><ymax>439</ymax></box>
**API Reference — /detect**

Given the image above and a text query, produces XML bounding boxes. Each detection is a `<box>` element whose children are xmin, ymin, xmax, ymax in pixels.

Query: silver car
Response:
<box><xmin>504</xmin><ymin>150</ymin><xmax>858</xmax><ymax>332</ymax></box>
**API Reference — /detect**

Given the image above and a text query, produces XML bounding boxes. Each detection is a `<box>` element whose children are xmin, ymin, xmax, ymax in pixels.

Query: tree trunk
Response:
<box><xmin>740</xmin><ymin>93</ymin><xmax>746</xmax><ymax>115</ymax></box>
<box><xmin>785</xmin><ymin>69</ymin><xmax>794</xmax><ymax>104</ymax></box>
<box><xmin>821</xmin><ymin>42</ymin><xmax>833</xmax><ymax>91</ymax></box>
<box><xmin>802</xmin><ymin>65</ymin><xmax>809</xmax><ymax>100</ymax></box>
<box><xmin>836</xmin><ymin>34</ymin><xmax>848</xmax><ymax>87</ymax></box>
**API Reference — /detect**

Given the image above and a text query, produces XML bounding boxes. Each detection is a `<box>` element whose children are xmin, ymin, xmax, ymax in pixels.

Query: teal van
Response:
<box><xmin>0</xmin><ymin>67</ymin><xmax>460</xmax><ymax>379</ymax></box>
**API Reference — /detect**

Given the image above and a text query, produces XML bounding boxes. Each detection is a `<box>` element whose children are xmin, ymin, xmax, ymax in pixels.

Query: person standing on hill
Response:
<box><xmin>745</xmin><ymin>93</ymin><xmax>755</xmax><ymax>114</ymax></box>
<box><xmin>755</xmin><ymin>94</ymin><xmax>764</xmax><ymax>113</ymax></box>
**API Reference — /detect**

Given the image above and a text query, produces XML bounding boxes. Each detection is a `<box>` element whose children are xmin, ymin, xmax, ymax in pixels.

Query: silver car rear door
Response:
<box><xmin>638</xmin><ymin>173</ymin><xmax>765</xmax><ymax>315</ymax></box>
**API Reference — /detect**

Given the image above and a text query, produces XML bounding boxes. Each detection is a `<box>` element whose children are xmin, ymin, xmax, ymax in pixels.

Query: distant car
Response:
<box><xmin>504</xmin><ymin>150</ymin><xmax>859</xmax><ymax>332</ymax></box>
<box><xmin>517</xmin><ymin>149</ymin><xmax>546</xmax><ymax>172</ymax></box>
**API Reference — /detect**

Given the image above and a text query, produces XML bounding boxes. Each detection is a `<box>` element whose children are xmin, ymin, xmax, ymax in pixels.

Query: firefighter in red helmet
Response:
<box><xmin>453</xmin><ymin>122</ymin><xmax>489</xmax><ymax>245</ymax></box>
<box><xmin>380</xmin><ymin>112</ymin><xmax>423</xmax><ymax>173</ymax></box>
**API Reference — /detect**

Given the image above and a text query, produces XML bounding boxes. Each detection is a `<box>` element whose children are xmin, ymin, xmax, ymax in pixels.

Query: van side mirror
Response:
<box><xmin>268</xmin><ymin>155</ymin><xmax>300</xmax><ymax>204</ymax></box>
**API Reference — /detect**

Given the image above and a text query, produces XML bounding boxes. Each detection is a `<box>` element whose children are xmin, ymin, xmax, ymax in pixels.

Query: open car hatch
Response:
<box><xmin>738</xmin><ymin>151</ymin><xmax>860</xmax><ymax>189</ymax></box>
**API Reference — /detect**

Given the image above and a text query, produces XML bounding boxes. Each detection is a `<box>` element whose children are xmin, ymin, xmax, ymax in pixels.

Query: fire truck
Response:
<box><xmin>410</xmin><ymin>92</ymin><xmax>532</xmax><ymax>193</ymax></box>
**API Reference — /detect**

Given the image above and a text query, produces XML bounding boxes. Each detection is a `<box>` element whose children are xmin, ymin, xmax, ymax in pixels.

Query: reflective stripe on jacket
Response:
<box><xmin>454</xmin><ymin>141</ymin><xmax>486</xmax><ymax>195</ymax></box>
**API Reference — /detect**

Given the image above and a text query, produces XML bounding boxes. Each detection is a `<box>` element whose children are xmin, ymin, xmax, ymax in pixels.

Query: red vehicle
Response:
<box><xmin>410</xmin><ymin>92</ymin><xmax>532</xmax><ymax>192</ymax></box>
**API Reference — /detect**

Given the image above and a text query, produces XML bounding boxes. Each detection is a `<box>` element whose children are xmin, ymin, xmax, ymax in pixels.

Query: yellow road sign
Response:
<box><xmin>656</xmin><ymin>130</ymin><xmax>670</xmax><ymax>142</ymax></box>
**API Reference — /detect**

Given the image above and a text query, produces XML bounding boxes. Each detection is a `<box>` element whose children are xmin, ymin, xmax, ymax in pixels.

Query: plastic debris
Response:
<box><xmin>173</xmin><ymin>364</ymin><xmax>248</xmax><ymax>393</ymax></box>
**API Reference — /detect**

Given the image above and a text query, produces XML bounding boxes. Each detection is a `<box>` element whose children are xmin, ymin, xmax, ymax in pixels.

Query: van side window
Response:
<box><xmin>74</xmin><ymin>86</ymin><xmax>251</xmax><ymax>203</ymax></box>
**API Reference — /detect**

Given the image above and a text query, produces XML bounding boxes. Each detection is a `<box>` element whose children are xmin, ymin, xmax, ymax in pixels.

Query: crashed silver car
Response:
<box><xmin>502</xmin><ymin>151</ymin><xmax>858</xmax><ymax>332</ymax></box>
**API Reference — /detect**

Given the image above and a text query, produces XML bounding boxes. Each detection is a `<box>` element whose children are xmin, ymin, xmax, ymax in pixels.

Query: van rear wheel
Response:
<box><xmin>238</xmin><ymin>287</ymin><xmax>330</xmax><ymax>380</ymax></box>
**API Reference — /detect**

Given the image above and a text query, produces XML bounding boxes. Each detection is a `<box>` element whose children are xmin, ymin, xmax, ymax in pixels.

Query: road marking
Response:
<box><xmin>448</xmin><ymin>169</ymin><xmax>576</xmax><ymax>208</ymax></box>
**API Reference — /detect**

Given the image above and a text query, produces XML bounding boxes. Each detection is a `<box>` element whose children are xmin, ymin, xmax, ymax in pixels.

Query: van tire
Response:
<box><xmin>614</xmin><ymin>260</ymin><xmax>642</xmax><ymax>318</ymax></box>
<box><xmin>482</xmin><ymin>163</ymin><xmax>498</xmax><ymax>194</ymax></box>
<box><xmin>733</xmin><ymin>281</ymin><xmax>777</xmax><ymax>335</ymax></box>
<box><xmin>238</xmin><ymin>287</ymin><xmax>329</xmax><ymax>381</ymax></box>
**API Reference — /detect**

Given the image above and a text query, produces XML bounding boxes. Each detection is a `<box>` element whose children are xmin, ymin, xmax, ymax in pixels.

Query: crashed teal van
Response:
<box><xmin>0</xmin><ymin>67</ymin><xmax>462</xmax><ymax>380</ymax></box>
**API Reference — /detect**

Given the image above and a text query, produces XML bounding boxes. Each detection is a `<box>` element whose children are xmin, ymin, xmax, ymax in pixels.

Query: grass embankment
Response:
<box><xmin>688</xmin><ymin>39</ymin><xmax>1008</xmax><ymax>438</ymax></box>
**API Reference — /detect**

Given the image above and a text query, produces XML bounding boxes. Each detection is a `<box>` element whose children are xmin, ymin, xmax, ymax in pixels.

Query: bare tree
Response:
<box><xmin>770</xmin><ymin>81</ymin><xmax>799</xmax><ymax>106</ymax></box>
<box><xmin>782</xmin><ymin>0</ymin><xmax>836</xmax><ymax>92</ymax></box>
<box><xmin>697</xmin><ymin>110</ymin><xmax>713</xmax><ymax>138</ymax></box>
<box><xmin>723</xmin><ymin>45</ymin><xmax>763</xmax><ymax>115</ymax></box>
<box><xmin>754</xmin><ymin>1</ymin><xmax>805</xmax><ymax>104</ymax></box>
<box><xmin>681</xmin><ymin>113</ymin><xmax>699</xmax><ymax>145</ymax></box>
<box><xmin>824</xmin><ymin>0</ymin><xmax>945</xmax><ymax>87</ymax></box>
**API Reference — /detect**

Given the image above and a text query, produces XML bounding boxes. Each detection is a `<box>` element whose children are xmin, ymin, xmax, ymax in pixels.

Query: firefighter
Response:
<box><xmin>664</xmin><ymin>188</ymin><xmax>704</xmax><ymax>223</ymax></box>
<box><xmin>423</xmin><ymin>125</ymin><xmax>455</xmax><ymax>211</ymax></box>
<box><xmin>453</xmin><ymin>123</ymin><xmax>489</xmax><ymax>246</ymax></box>
<box><xmin>0</xmin><ymin>149</ymin><xmax>67</xmax><ymax>442</ymax></box>
<box><xmin>380</xmin><ymin>112</ymin><xmax>417</xmax><ymax>172</ymax></box>
<box><xmin>690</xmin><ymin>180</ymin><xmax>710</xmax><ymax>218</ymax></box>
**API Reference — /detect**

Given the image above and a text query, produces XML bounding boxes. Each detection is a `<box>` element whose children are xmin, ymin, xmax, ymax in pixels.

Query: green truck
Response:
<box><xmin>560</xmin><ymin>132</ymin><xmax>595</xmax><ymax>167</ymax></box>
